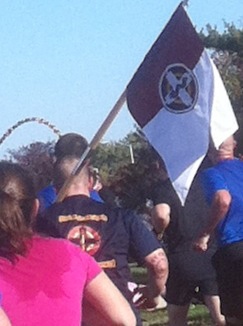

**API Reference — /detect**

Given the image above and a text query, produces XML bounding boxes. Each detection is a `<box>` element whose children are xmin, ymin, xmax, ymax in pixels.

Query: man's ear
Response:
<box><xmin>31</xmin><ymin>199</ymin><xmax>40</xmax><ymax>222</ymax></box>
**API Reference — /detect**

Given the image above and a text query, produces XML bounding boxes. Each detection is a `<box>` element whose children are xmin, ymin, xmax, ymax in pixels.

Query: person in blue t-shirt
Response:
<box><xmin>194</xmin><ymin>135</ymin><xmax>243</xmax><ymax>326</ymax></box>
<box><xmin>36</xmin><ymin>153</ymin><xmax>168</xmax><ymax>326</ymax></box>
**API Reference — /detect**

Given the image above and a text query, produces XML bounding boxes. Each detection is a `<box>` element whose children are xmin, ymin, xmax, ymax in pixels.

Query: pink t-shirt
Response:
<box><xmin>0</xmin><ymin>236</ymin><xmax>101</xmax><ymax>326</ymax></box>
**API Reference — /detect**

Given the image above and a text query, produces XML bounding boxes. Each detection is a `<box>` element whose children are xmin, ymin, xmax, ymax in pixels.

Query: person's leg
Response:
<box><xmin>204</xmin><ymin>295</ymin><xmax>225</xmax><ymax>326</ymax></box>
<box><xmin>165</xmin><ymin>253</ymin><xmax>195</xmax><ymax>326</ymax></box>
<box><xmin>167</xmin><ymin>303</ymin><xmax>190</xmax><ymax>326</ymax></box>
<box><xmin>213</xmin><ymin>244</ymin><xmax>243</xmax><ymax>324</ymax></box>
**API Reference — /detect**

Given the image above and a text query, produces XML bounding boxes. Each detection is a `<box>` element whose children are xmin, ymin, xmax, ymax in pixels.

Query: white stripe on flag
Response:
<box><xmin>210</xmin><ymin>59</ymin><xmax>239</xmax><ymax>149</ymax></box>
<box><xmin>143</xmin><ymin>50</ymin><xmax>214</xmax><ymax>204</ymax></box>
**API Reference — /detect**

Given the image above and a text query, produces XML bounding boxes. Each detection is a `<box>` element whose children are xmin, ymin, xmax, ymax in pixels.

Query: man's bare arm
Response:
<box><xmin>84</xmin><ymin>271</ymin><xmax>136</xmax><ymax>326</ymax></box>
<box><xmin>194</xmin><ymin>189</ymin><xmax>231</xmax><ymax>252</ymax></box>
<box><xmin>151</xmin><ymin>203</ymin><xmax>170</xmax><ymax>235</ymax></box>
<box><xmin>133</xmin><ymin>248</ymin><xmax>168</xmax><ymax>309</ymax></box>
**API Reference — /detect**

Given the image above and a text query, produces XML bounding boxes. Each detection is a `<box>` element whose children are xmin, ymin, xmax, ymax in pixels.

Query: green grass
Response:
<box><xmin>131</xmin><ymin>264</ymin><xmax>214</xmax><ymax>326</ymax></box>
<box><xmin>141</xmin><ymin>305</ymin><xmax>213</xmax><ymax>326</ymax></box>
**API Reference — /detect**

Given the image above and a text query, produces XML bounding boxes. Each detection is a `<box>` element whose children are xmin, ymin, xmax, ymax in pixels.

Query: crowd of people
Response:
<box><xmin>0</xmin><ymin>132</ymin><xmax>242</xmax><ymax>326</ymax></box>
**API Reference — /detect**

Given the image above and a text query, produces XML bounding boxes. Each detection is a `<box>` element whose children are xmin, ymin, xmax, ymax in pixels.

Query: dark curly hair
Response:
<box><xmin>0</xmin><ymin>161</ymin><xmax>36</xmax><ymax>261</ymax></box>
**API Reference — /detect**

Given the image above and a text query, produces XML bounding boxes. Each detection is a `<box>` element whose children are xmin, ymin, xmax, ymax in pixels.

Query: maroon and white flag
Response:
<box><xmin>126</xmin><ymin>3</ymin><xmax>238</xmax><ymax>204</ymax></box>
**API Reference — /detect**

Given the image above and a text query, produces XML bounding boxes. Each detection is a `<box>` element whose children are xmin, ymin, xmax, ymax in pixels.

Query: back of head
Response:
<box><xmin>53</xmin><ymin>155</ymin><xmax>90</xmax><ymax>193</ymax></box>
<box><xmin>54</xmin><ymin>133</ymin><xmax>88</xmax><ymax>161</ymax></box>
<box><xmin>0</xmin><ymin>161</ymin><xmax>36</xmax><ymax>261</ymax></box>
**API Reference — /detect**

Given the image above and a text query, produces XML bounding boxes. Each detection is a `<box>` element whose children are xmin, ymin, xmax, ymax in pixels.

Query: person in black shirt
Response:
<box><xmin>37</xmin><ymin>154</ymin><xmax>168</xmax><ymax>326</ymax></box>
<box><xmin>151</xmin><ymin>161</ymin><xmax>225</xmax><ymax>326</ymax></box>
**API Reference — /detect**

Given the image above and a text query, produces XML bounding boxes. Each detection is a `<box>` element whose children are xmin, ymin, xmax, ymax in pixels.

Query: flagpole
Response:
<box><xmin>56</xmin><ymin>89</ymin><xmax>127</xmax><ymax>202</ymax></box>
<box><xmin>182</xmin><ymin>0</ymin><xmax>189</xmax><ymax>7</ymax></box>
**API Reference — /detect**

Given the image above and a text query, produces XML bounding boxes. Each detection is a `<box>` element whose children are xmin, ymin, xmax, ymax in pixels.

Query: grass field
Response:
<box><xmin>141</xmin><ymin>304</ymin><xmax>213</xmax><ymax>325</ymax></box>
<box><xmin>131</xmin><ymin>264</ymin><xmax>214</xmax><ymax>326</ymax></box>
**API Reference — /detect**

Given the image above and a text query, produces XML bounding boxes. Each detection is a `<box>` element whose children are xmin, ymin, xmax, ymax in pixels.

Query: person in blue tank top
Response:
<box><xmin>194</xmin><ymin>135</ymin><xmax>243</xmax><ymax>326</ymax></box>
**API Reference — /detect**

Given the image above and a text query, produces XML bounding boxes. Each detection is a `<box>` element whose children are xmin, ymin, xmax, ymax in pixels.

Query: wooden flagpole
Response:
<box><xmin>56</xmin><ymin>89</ymin><xmax>127</xmax><ymax>202</ymax></box>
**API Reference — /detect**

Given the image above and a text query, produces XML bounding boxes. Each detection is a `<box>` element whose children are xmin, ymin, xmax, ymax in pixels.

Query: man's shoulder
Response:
<box><xmin>152</xmin><ymin>178</ymin><xmax>178</xmax><ymax>206</ymax></box>
<box><xmin>203</xmin><ymin>158</ymin><xmax>243</xmax><ymax>177</ymax></box>
<box><xmin>201</xmin><ymin>164</ymin><xmax>219</xmax><ymax>179</ymax></box>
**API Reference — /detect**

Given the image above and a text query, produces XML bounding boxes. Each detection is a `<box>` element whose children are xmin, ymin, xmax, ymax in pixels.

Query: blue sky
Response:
<box><xmin>0</xmin><ymin>0</ymin><xmax>242</xmax><ymax>158</ymax></box>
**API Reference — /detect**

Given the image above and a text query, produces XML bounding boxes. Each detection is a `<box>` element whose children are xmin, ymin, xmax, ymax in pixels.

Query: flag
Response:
<box><xmin>126</xmin><ymin>3</ymin><xmax>238</xmax><ymax>204</ymax></box>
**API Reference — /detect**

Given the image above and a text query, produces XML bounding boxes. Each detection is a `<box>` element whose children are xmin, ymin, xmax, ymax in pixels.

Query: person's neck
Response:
<box><xmin>218</xmin><ymin>154</ymin><xmax>234</xmax><ymax>162</ymax></box>
<box><xmin>66</xmin><ymin>186</ymin><xmax>90</xmax><ymax>197</ymax></box>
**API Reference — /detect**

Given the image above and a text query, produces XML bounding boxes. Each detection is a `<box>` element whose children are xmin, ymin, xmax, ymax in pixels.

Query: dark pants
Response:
<box><xmin>213</xmin><ymin>241</ymin><xmax>243</xmax><ymax>320</ymax></box>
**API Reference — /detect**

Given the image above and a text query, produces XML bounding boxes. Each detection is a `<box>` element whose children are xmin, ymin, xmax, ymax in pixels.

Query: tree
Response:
<box><xmin>95</xmin><ymin>131</ymin><xmax>167</xmax><ymax>211</ymax></box>
<box><xmin>91</xmin><ymin>128</ymin><xmax>149</xmax><ymax>184</ymax></box>
<box><xmin>200</xmin><ymin>23</ymin><xmax>243</xmax><ymax>113</ymax></box>
<box><xmin>7</xmin><ymin>141</ymin><xmax>55</xmax><ymax>192</ymax></box>
<box><xmin>91</xmin><ymin>140</ymin><xmax>131</xmax><ymax>183</ymax></box>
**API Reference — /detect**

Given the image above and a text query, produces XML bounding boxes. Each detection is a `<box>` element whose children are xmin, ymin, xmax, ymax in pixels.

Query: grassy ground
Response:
<box><xmin>141</xmin><ymin>304</ymin><xmax>213</xmax><ymax>326</ymax></box>
<box><xmin>131</xmin><ymin>264</ymin><xmax>214</xmax><ymax>326</ymax></box>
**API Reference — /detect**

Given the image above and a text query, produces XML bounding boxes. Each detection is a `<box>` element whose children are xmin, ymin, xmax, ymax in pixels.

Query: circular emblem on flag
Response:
<box><xmin>67</xmin><ymin>225</ymin><xmax>101</xmax><ymax>256</ymax></box>
<box><xmin>159</xmin><ymin>63</ymin><xmax>198</xmax><ymax>113</ymax></box>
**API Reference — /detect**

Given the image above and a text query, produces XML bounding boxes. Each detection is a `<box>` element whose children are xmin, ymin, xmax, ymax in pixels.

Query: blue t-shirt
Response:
<box><xmin>38</xmin><ymin>185</ymin><xmax>57</xmax><ymax>213</ymax></box>
<box><xmin>202</xmin><ymin>158</ymin><xmax>243</xmax><ymax>247</ymax></box>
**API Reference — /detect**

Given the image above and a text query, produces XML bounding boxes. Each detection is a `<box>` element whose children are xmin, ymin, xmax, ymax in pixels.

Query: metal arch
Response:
<box><xmin>0</xmin><ymin>117</ymin><xmax>62</xmax><ymax>146</ymax></box>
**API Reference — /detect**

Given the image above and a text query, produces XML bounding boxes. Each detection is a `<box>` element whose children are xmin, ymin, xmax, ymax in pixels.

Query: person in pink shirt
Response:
<box><xmin>0</xmin><ymin>161</ymin><xmax>136</xmax><ymax>326</ymax></box>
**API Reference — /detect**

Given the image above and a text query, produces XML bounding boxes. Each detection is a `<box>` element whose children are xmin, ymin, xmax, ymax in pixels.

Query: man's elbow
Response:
<box><xmin>151</xmin><ymin>204</ymin><xmax>170</xmax><ymax>233</ymax></box>
<box><xmin>145</xmin><ymin>248</ymin><xmax>168</xmax><ymax>280</ymax></box>
<box><xmin>214</xmin><ymin>190</ymin><xmax>231</xmax><ymax>213</ymax></box>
